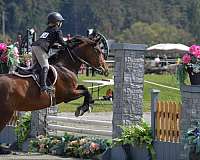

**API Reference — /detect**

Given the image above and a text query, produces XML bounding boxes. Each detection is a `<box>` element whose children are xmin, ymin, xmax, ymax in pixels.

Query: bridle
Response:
<box><xmin>65</xmin><ymin>41</ymin><xmax>104</xmax><ymax>74</ymax></box>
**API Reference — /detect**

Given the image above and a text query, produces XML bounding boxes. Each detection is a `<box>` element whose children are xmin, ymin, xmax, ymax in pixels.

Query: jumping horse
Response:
<box><xmin>0</xmin><ymin>36</ymin><xmax>108</xmax><ymax>134</ymax></box>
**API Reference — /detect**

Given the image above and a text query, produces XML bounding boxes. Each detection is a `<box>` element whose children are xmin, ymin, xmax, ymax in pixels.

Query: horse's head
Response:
<box><xmin>70</xmin><ymin>36</ymin><xmax>109</xmax><ymax>76</ymax></box>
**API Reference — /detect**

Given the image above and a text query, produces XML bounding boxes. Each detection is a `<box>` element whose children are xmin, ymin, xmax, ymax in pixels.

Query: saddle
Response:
<box><xmin>13</xmin><ymin>64</ymin><xmax>57</xmax><ymax>88</ymax></box>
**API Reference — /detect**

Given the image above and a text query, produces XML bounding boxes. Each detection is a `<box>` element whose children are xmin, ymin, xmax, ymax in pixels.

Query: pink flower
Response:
<box><xmin>189</xmin><ymin>45</ymin><xmax>200</xmax><ymax>58</ymax></box>
<box><xmin>182</xmin><ymin>54</ymin><xmax>191</xmax><ymax>64</ymax></box>
<box><xmin>0</xmin><ymin>43</ymin><xmax>7</xmax><ymax>53</ymax></box>
<box><xmin>90</xmin><ymin>142</ymin><xmax>100</xmax><ymax>151</ymax></box>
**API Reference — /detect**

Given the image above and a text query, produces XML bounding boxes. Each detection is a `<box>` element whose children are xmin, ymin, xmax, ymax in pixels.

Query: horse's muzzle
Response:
<box><xmin>104</xmin><ymin>69</ymin><xmax>109</xmax><ymax>77</ymax></box>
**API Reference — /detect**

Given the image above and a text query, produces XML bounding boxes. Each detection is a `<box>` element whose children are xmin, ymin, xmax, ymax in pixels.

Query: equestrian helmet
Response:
<box><xmin>48</xmin><ymin>12</ymin><xmax>64</xmax><ymax>24</ymax></box>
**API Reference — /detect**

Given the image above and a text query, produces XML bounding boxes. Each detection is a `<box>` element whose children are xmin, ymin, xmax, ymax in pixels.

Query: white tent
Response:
<box><xmin>147</xmin><ymin>43</ymin><xmax>189</xmax><ymax>52</ymax></box>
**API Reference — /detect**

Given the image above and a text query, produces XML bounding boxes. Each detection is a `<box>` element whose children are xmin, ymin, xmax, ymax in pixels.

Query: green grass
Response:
<box><xmin>143</xmin><ymin>74</ymin><xmax>180</xmax><ymax>111</ymax></box>
<box><xmin>58</xmin><ymin>73</ymin><xmax>181</xmax><ymax>113</ymax></box>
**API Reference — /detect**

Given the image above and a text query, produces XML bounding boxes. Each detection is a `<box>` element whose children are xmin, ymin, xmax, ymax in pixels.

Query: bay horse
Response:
<box><xmin>0</xmin><ymin>36</ymin><xmax>108</xmax><ymax>133</ymax></box>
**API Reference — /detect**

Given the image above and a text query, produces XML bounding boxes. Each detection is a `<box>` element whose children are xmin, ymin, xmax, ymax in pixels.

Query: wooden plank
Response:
<box><xmin>174</xmin><ymin>103</ymin><xmax>177</xmax><ymax>142</ymax></box>
<box><xmin>168</xmin><ymin>102</ymin><xmax>172</xmax><ymax>142</ymax></box>
<box><xmin>174</xmin><ymin>103</ymin><xmax>180</xmax><ymax>142</ymax></box>
<box><xmin>156</xmin><ymin>101</ymin><xmax>161</xmax><ymax>141</ymax></box>
<box><xmin>177</xmin><ymin>103</ymin><xmax>181</xmax><ymax>142</ymax></box>
<box><xmin>163</xmin><ymin>101</ymin><xmax>167</xmax><ymax>141</ymax></box>
<box><xmin>160</xmin><ymin>101</ymin><xmax>165</xmax><ymax>141</ymax></box>
<box><xmin>165</xmin><ymin>102</ymin><xmax>170</xmax><ymax>142</ymax></box>
<box><xmin>170</xmin><ymin>102</ymin><xmax>176</xmax><ymax>142</ymax></box>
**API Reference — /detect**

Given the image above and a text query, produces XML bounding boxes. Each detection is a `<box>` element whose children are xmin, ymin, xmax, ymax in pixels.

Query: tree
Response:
<box><xmin>188</xmin><ymin>0</ymin><xmax>200</xmax><ymax>43</ymax></box>
<box><xmin>116</xmin><ymin>22</ymin><xmax>192</xmax><ymax>45</ymax></box>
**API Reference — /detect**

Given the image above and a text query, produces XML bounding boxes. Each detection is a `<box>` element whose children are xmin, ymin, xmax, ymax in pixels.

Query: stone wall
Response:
<box><xmin>111</xmin><ymin>43</ymin><xmax>147</xmax><ymax>138</ymax></box>
<box><xmin>180</xmin><ymin>85</ymin><xmax>200</xmax><ymax>160</ymax></box>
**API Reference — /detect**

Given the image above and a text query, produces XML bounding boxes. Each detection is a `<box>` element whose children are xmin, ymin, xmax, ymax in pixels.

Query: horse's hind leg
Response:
<box><xmin>74</xmin><ymin>85</ymin><xmax>94</xmax><ymax>117</ymax></box>
<box><xmin>0</xmin><ymin>110</ymin><xmax>14</xmax><ymax>132</ymax></box>
<box><xmin>0</xmin><ymin>110</ymin><xmax>13</xmax><ymax>154</ymax></box>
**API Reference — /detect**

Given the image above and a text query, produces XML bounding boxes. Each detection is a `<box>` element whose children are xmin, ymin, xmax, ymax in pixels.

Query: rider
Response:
<box><xmin>31</xmin><ymin>12</ymin><xmax>68</xmax><ymax>92</ymax></box>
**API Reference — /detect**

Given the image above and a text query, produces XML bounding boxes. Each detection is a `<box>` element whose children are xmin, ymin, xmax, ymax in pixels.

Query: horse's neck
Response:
<box><xmin>55</xmin><ymin>50</ymin><xmax>83</xmax><ymax>75</ymax></box>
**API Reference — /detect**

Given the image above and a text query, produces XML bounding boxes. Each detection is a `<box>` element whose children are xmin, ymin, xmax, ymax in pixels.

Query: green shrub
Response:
<box><xmin>113</xmin><ymin>120</ymin><xmax>156</xmax><ymax>160</ymax></box>
<box><xmin>29</xmin><ymin>133</ymin><xmax>111</xmax><ymax>158</ymax></box>
<box><xmin>15</xmin><ymin>112</ymin><xmax>31</xmax><ymax>149</ymax></box>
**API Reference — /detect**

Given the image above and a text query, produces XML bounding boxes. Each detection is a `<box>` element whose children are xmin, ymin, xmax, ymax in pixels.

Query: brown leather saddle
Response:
<box><xmin>14</xmin><ymin>64</ymin><xmax>57</xmax><ymax>88</ymax></box>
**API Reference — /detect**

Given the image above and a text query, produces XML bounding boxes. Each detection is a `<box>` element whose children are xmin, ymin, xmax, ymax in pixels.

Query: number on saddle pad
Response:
<box><xmin>40</xmin><ymin>32</ymin><xmax>49</xmax><ymax>39</ymax></box>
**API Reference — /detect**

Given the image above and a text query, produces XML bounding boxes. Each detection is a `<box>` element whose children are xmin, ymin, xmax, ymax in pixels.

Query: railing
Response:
<box><xmin>46</xmin><ymin>116</ymin><xmax>112</xmax><ymax>137</ymax></box>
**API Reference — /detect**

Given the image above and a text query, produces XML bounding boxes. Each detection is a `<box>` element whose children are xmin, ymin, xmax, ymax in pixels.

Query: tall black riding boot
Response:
<box><xmin>40</xmin><ymin>67</ymin><xmax>49</xmax><ymax>92</ymax></box>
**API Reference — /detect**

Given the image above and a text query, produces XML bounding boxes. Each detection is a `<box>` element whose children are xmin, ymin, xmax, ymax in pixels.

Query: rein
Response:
<box><xmin>66</xmin><ymin>46</ymin><xmax>103</xmax><ymax>73</ymax></box>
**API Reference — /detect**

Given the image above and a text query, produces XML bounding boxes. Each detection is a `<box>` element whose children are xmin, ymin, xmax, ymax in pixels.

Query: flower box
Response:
<box><xmin>100</xmin><ymin>144</ymin><xmax>150</xmax><ymax>160</ymax></box>
<box><xmin>177</xmin><ymin>45</ymin><xmax>200</xmax><ymax>85</ymax></box>
<box><xmin>189</xmin><ymin>145</ymin><xmax>200</xmax><ymax>160</ymax></box>
<box><xmin>187</xmin><ymin>68</ymin><xmax>200</xmax><ymax>85</ymax></box>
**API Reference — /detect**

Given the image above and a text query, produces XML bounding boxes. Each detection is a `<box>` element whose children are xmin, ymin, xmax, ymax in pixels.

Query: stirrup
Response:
<box><xmin>40</xmin><ymin>85</ymin><xmax>54</xmax><ymax>92</ymax></box>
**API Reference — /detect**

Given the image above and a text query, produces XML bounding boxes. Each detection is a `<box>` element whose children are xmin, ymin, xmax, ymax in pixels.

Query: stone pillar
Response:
<box><xmin>30</xmin><ymin>105</ymin><xmax>58</xmax><ymax>137</ymax></box>
<box><xmin>112</xmin><ymin>43</ymin><xmax>147</xmax><ymax>138</ymax></box>
<box><xmin>30</xmin><ymin>109</ymin><xmax>47</xmax><ymax>137</ymax></box>
<box><xmin>180</xmin><ymin>85</ymin><xmax>200</xmax><ymax>160</ymax></box>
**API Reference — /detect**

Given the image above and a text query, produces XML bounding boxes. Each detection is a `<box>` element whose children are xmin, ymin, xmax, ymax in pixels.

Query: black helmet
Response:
<box><xmin>48</xmin><ymin>12</ymin><xmax>64</xmax><ymax>24</ymax></box>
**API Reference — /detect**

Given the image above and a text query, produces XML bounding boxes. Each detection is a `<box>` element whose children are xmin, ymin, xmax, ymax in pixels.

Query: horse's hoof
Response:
<box><xmin>79</xmin><ymin>110</ymin><xmax>85</xmax><ymax>116</ymax></box>
<box><xmin>75</xmin><ymin>109</ymin><xmax>80</xmax><ymax>117</ymax></box>
<box><xmin>75</xmin><ymin>109</ymin><xmax>85</xmax><ymax>117</ymax></box>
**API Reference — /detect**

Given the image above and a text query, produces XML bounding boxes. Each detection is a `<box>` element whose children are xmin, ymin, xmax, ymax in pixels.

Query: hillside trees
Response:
<box><xmin>3</xmin><ymin>0</ymin><xmax>60</xmax><ymax>38</ymax></box>
<box><xmin>188</xmin><ymin>0</ymin><xmax>200</xmax><ymax>43</ymax></box>
<box><xmin>116</xmin><ymin>22</ymin><xmax>192</xmax><ymax>45</ymax></box>
<box><xmin>0</xmin><ymin>0</ymin><xmax>199</xmax><ymax>44</ymax></box>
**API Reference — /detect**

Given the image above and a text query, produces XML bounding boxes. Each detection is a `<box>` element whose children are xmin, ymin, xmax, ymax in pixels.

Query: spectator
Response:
<box><xmin>103</xmin><ymin>88</ymin><xmax>113</xmax><ymax>101</ymax></box>
<box><xmin>79</xmin><ymin>64</ymin><xmax>85</xmax><ymax>74</ymax></box>
<box><xmin>14</xmin><ymin>33</ymin><xmax>22</xmax><ymax>50</ymax></box>
<box><xmin>154</xmin><ymin>55</ymin><xmax>160</xmax><ymax>67</ymax></box>
<box><xmin>67</xmin><ymin>34</ymin><xmax>72</xmax><ymax>40</ymax></box>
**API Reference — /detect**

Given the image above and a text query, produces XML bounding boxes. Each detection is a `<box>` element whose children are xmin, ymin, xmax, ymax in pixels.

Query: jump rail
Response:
<box><xmin>47</xmin><ymin>116</ymin><xmax>111</xmax><ymax>126</ymax></box>
<box><xmin>47</xmin><ymin>116</ymin><xmax>112</xmax><ymax>137</ymax></box>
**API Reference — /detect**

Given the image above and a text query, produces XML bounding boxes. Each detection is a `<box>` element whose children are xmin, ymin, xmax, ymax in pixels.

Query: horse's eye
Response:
<box><xmin>94</xmin><ymin>47</ymin><xmax>101</xmax><ymax>54</ymax></box>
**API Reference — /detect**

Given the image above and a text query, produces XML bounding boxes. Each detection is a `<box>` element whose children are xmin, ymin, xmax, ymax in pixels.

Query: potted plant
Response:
<box><xmin>101</xmin><ymin>120</ymin><xmax>156</xmax><ymax>160</ymax></box>
<box><xmin>177</xmin><ymin>45</ymin><xmax>200</xmax><ymax>85</ymax></box>
<box><xmin>185</xmin><ymin>121</ymin><xmax>200</xmax><ymax>160</ymax></box>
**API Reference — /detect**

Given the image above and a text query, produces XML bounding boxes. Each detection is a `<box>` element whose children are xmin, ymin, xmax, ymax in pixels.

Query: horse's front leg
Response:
<box><xmin>74</xmin><ymin>85</ymin><xmax>94</xmax><ymax>117</ymax></box>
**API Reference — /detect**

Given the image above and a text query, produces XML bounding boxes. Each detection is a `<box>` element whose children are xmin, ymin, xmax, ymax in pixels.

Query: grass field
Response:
<box><xmin>58</xmin><ymin>73</ymin><xmax>181</xmax><ymax>113</ymax></box>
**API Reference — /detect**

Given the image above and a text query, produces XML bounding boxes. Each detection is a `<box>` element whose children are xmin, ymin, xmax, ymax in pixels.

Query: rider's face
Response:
<box><xmin>58</xmin><ymin>22</ymin><xmax>62</xmax><ymax>28</ymax></box>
